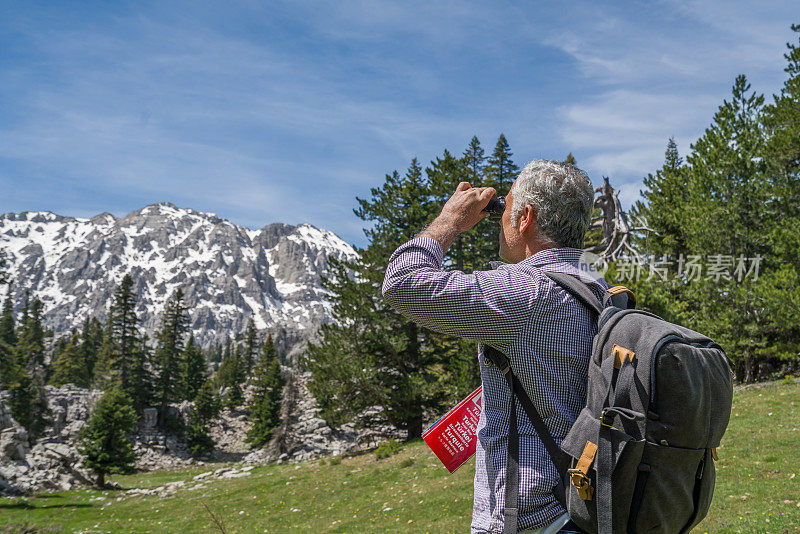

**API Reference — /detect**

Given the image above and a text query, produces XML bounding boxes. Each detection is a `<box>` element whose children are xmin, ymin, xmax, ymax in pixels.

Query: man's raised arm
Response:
<box><xmin>382</xmin><ymin>183</ymin><xmax>539</xmax><ymax>348</ymax></box>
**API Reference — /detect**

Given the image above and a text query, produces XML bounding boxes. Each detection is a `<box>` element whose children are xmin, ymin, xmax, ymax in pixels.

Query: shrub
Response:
<box><xmin>186</xmin><ymin>421</ymin><xmax>214</xmax><ymax>458</ymax></box>
<box><xmin>375</xmin><ymin>439</ymin><xmax>402</xmax><ymax>460</ymax></box>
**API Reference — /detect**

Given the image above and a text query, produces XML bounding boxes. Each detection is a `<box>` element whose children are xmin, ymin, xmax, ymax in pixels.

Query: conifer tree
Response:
<box><xmin>242</xmin><ymin>319</ymin><xmax>258</xmax><ymax>375</ymax></box>
<box><xmin>15</xmin><ymin>297</ymin><xmax>44</xmax><ymax>369</ymax></box>
<box><xmin>1</xmin><ymin>283</ymin><xmax>16</xmax><ymax>347</ymax></box>
<box><xmin>217</xmin><ymin>343</ymin><xmax>245</xmax><ymax>408</ymax></box>
<box><xmin>95</xmin><ymin>274</ymin><xmax>151</xmax><ymax>409</ymax></box>
<box><xmin>306</xmin><ymin>158</ymin><xmax>444</xmax><ymax>439</ymax></box>
<box><xmin>463</xmin><ymin>136</ymin><xmax>486</xmax><ymax>181</ymax></box>
<box><xmin>685</xmin><ymin>74</ymin><xmax>768</xmax><ymax>258</ymax></box>
<box><xmin>631</xmin><ymin>75</ymin><xmax>773</xmax><ymax>382</ymax></box>
<box><xmin>50</xmin><ymin>331</ymin><xmax>89</xmax><ymax>387</ymax></box>
<box><xmin>486</xmin><ymin>133</ymin><xmax>519</xmax><ymax>190</ymax></box>
<box><xmin>79</xmin><ymin>317</ymin><xmax>104</xmax><ymax>381</ymax></box>
<box><xmin>183</xmin><ymin>334</ymin><xmax>207</xmax><ymax>401</ymax></box>
<box><xmin>756</xmin><ymin>24</ymin><xmax>800</xmax><ymax>370</ymax></box>
<box><xmin>631</xmin><ymin>138</ymin><xmax>690</xmax><ymax>258</ymax></box>
<box><xmin>153</xmin><ymin>288</ymin><xmax>189</xmax><ymax>428</ymax></box>
<box><xmin>79</xmin><ymin>388</ymin><xmax>138</xmax><ymax>488</ymax></box>
<box><xmin>564</xmin><ymin>153</ymin><xmax>577</xmax><ymax>165</ymax></box>
<box><xmin>193</xmin><ymin>379</ymin><xmax>221</xmax><ymax>424</ymax></box>
<box><xmin>246</xmin><ymin>335</ymin><xmax>284</xmax><ymax>447</ymax></box>
<box><xmin>26</xmin><ymin>368</ymin><xmax>51</xmax><ymax>439</ymax></box>
<box><xmin>0</xmin><ymin>284</ymin><xmax>16</xmax><ymax>387</ymax></box>
<box><xmin>6</xmin><ymin>362</ymin><xmax>51</xmax><ymax>441</ymax></box>
<box><xmin>186</xmin><ymin>381</ymin><xmax>217</xmax><ymax>458</ymax></box>
<box><xmin>5</xmin><ymin>291</ymin><xmax>51</xmax><ymax>439</ymax></box>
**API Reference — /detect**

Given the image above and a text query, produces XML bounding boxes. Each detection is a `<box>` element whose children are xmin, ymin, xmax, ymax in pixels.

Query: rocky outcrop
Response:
<box><xmin>0</xmin><ymin>399</ymin><xmax>93</xmax><ymax>495</ymax></box>
<box><xmin>242</xmin><ymin>369</ymin><xmax>401</xmax><ymax>464</ymax></box>
<box><xmin>0</xmin><ymin>204</ymin><xmax>358</xmax><ymax>361</ymax></box>
<box><xmin>0</xmin><ymin>376</ymin><xmax>400</xmax><ymax>494</ymax></box>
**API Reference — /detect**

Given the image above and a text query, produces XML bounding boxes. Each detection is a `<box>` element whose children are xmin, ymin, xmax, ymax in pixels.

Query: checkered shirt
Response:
<box><xmin>382</xmin><ymin>237</ymin><xmax>608</xmax><ymax>533</ymax></box>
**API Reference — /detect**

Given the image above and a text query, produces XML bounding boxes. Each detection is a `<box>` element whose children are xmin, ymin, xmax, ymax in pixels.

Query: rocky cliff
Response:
<box><xmin>0</xmin><ymin>204</ymin><xmax>358</xmax><ymax>361</ymax></box>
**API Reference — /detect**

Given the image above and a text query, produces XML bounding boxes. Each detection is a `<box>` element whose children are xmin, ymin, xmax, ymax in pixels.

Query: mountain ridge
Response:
<box><xmin>0</xmin><ymin>203</ymin><xmax>358</xmax><ymax>360</ymax></box>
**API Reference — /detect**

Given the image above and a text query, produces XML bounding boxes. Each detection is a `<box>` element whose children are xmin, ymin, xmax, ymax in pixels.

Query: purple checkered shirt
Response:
<box><xmin>382</xmin><ymin>237</ymin><xmax>608</xmax><ymax>533</ymax></box>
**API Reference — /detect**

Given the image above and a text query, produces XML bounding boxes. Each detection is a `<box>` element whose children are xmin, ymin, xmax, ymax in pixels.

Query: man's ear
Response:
<box><xmin>518</xmin><ymin>205</ymin><xmax>537</xmax><ymax>234</ymax></box>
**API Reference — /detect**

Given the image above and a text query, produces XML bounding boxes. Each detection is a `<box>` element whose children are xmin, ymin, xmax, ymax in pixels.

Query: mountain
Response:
<box><xmin>0</xmin><ymin>203</ymin><xmax>358</xmax><ymax>360</ymax></box>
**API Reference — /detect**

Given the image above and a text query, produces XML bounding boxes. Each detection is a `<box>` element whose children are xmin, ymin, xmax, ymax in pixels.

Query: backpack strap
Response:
<box><xmin>602</xmin><ymin>285</ymin><xmax>636</xmax><ymax>310</ymax></box>
<box><xmin>544</xmin><ymin>272</ymin><xmax>605</xmax><ymax>317</ymax></box>
<box><xmin>483</xmin><ymin>345</ymin><xmax>570</xmax><ymax>533</ymax></box>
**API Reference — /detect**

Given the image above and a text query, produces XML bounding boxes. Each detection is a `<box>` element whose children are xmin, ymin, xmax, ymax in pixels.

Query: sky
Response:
<box><xmin>0</xmin><ymin>1</ymin><xmax>797</xmax><ymax>248</ymax></box>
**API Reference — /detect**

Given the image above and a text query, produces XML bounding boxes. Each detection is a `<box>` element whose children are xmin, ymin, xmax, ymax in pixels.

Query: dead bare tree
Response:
<box><xmin>585</xmin><ymin>177</ymin><xmax>654</xmax><ymax>264</ymax></box>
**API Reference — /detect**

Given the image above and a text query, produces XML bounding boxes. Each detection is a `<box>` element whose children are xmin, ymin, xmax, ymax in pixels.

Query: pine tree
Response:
<box><xmin>462</xmin><ymin>136</ymin><xmax>486</xmax><ymax>181</ymax></box>
<box><xmin>7</xmin><ymin>362</ymin><xmax>51</xmax><ymax>441</ymax></box>
<box><xmin>1</xmin><ymin>282</ymin><xmax>16</xmax><ymax>347</ymax></box>
<box><xmin>0</xmin><ymin>284</ymin><xmax>16</xmax><ymax>387</ymax></box>
<box><xmin>757</xmin><ymin>24</ymin><xmax>800</xmax><ymax>373</ymax></box>
<box><xmin>685</xmin><ymin>75</ymin><xmax>768</xmax><ymax>258</ymax></box>
<box><xmin>193</xmin><ymin>379</ymin><xmax>221</xmax><ymax>424</ymax></box>
<box><xmin>306</xmin><ymin>158</ymin><xmax>445</xmax><ymax>439</ymax></box>
<box><xmin>50</xmin><ymin>331</ymin><xmax>89</xmax><ymax>387</ymax></box>
<box><xmin>185</xmin><ymin>420</ymin><xmax>215</xmax><ymax>458</ymax></box>
<box><xmin>27</xmin><ymin>368</ymin><xmax>51</xmax><ymax>439</ymax></box>
<box><xmin>79</xmin><ymin>388</ymin><xmax>138</xmax><ymax>488</ymax></box>
<box><xmin>631</xmin><ymin>138</ymin><xmax>690</xmax><ymax>258</ymax></box>
<box><xmin>186</xmin><ymin>379</ymin><xmax>217</xmax><ymax>458</ymax></box>
<box><xmin>0</xmin><ymin>250</ymin><xmax>6</xmax><ymax>285</ymax></box>
<box><xmin>486</xmin><ymin>133</ymin><xmax>519</xmax><ymax>190</ymax></box>
<box><xmin>95</xmin><ymin>274</ymin><xmax>151</xmax><ymax>409</ymax></box>
<box><xmin>764</xmin><ymin>24</ymin><xmax>800</xmax><ymax>177</ymax></box>
<box><xmin>241</xmin><ymin>319</ymin><xmax>258</xmax><ymax>375</ymax></box>
<box><xmin>246</xmin><ymin>335</ymin><xmax>284</xmax><ymax>447</ymax></box>
<box><xmin>79</xmin><ymin>317</ymin><xmax>104</xmax><ymax>381</ymax></box>
<box><xmin>183</xmin><ymin>334</ymin><xmax>207</xmax><ymax>401</ymax></box>
<box><xmin>633</xmin><ymin>75</ymin><xmax>773</xmax><ymax>382</ymax></box>
<box><xmin>153</xmin><ymin>288</ymin><xmax>189</xmax><ymax>428</ymax></box>
<box><xmin>217</xmin><ymin>342</ymin><xmax>245</xmax><ymax>408</ymax></box>
<box><xmin>15</xmin><ymin>296</ymin><xmax>44</xmax><ymax>369</ymax></box>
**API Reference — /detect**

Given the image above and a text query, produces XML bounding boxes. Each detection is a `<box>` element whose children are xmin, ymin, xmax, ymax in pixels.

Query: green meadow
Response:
<box><xmin>1</xmin><ymin>379</ymin><xmax>798</xmax><ymax>533</ymax></box>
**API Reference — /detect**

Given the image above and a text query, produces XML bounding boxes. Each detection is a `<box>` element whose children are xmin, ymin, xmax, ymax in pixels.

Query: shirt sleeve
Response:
<box><xmin>381</xmin><ymin>237</ymin><xmax>541</xmax><ymax>348</ymax></box>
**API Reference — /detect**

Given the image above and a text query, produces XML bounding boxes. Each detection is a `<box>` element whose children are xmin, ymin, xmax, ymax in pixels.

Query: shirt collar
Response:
<box><xmin>490</xmin><ymin>247</ymin><xmax>585</xmax><ymax>270</ymax></box>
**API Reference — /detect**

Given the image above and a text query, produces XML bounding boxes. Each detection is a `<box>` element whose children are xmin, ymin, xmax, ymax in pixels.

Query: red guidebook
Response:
<box><xmin>423</xmin><ymin>386</ymin><xmax>483</xmax><ymax>473</ymax></box>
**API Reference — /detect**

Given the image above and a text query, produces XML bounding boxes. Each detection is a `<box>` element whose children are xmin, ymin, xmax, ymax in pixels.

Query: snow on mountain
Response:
<box><xmin>0</xmin><ymin>203</ymin><xmax>358</xmax><ymax>361</ymax></box>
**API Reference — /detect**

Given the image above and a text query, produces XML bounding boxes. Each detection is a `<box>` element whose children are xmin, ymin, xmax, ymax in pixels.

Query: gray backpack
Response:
<box><xmin>484</xmin><ymin>272</ymin><xmax>733</xmax><ymax>534</ymax></box>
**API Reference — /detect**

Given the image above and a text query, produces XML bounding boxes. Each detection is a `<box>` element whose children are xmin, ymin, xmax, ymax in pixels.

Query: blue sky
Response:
<box><xmin>0</xmin><ymin>1</ymin><xmax>797</xmax><ymax>247</ymax></box>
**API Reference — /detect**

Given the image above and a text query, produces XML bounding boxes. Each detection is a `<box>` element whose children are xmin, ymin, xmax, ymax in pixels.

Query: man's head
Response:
<box><xmin>499</xmin><ymin>160</ymin><xmax>594</xmax><ymax>263</ymax></box>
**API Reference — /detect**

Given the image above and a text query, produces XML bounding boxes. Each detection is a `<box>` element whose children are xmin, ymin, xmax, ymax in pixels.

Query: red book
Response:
<box><xmin>423</xmin><ymin>386</ymin><xmax>483</xmax><ymax>473</ymax></box>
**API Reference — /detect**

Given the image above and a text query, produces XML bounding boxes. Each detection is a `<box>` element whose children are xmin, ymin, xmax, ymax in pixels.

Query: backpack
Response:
<box><xmin>483</xmin><ymin>272</ymin><xmax>734</xmax><ymax>534</ymax></box>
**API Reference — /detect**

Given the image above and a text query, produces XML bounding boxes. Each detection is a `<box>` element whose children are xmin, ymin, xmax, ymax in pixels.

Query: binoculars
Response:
<box><xmin>482</xmin><ymin>196</ymin><xmax>505</xmax><ymax>222</ymax></box>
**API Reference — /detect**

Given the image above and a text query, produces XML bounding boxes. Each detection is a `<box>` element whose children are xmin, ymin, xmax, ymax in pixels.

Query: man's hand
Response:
<box><xmin>418</xmin><ymin>182</ymin><xmax>496</xmax><ymax>252</ymax></box>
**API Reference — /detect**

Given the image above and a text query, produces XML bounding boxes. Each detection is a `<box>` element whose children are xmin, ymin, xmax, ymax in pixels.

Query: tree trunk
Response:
<box><xmin>406</xmin><ymin>416</ymin><xmax>423</xmax><ymax>441</ymax></box>
<box><xmin>744</xmin><ymin>354</ymin><xmax>756</xmax><ymax>383</ymax></box>
<box><xmin>96</xmin><ymin>470</ymin><xmax>105</xmax><ymax>489</ymax></box>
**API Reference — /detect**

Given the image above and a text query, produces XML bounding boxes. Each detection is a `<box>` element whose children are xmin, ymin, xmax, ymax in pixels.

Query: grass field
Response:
<box><xmin>1</xmin><ymin>379</ymin><xmax>798</xmax><ymax>533</ymax></box>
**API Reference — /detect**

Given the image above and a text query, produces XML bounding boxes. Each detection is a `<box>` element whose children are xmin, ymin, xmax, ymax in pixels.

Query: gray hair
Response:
<box><xmin>510</xmin><ymin>160</ymin><xmax>594</xmax><ymax>249</ymax></box>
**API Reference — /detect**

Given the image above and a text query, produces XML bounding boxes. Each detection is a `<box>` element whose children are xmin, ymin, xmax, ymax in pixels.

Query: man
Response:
<box><xmin>382</xmin><ymin>160</ymin><xmax>605</xmax><ymax>533</ymax></box>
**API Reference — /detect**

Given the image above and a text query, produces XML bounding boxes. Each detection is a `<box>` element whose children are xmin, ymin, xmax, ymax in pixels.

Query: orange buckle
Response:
<box><xmin>567</xmin><ymin>468</ymin><xmax>594</xmax><ymax>500</ymax></box>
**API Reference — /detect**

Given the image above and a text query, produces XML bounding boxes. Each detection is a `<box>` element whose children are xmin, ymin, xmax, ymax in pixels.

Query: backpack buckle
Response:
<box><xmin>600</xmin><ymin>409</ymin><xmax>615</xmax><ymax>428</ymax></box>
<box><xmin>567</xmin><ymin>468</ymin><xmax>594</xmax><ymax>500</ymax></box>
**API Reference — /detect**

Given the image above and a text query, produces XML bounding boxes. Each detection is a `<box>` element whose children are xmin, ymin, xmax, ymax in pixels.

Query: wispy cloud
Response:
<box><xmin>0</xmin><ymin>0</ymin><xmax>797</xmax><ymax>245</ymax></box>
